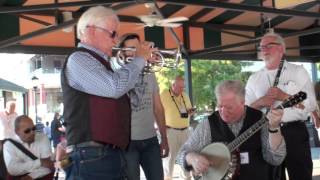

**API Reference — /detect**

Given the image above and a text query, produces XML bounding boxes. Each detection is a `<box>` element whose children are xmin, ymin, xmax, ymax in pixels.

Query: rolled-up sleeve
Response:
<box><xmin>177</xmin><ymin>119</ymin><xmax>212</xmax><ymax>170</ymax></box>
<box><xmin>261</xmin><ymin>126</ymin><xmax>286</xmax><ymax>165</ymax></box>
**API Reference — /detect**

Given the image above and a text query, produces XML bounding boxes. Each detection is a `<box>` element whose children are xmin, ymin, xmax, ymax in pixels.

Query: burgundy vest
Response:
<box><xmin>61</xmin><ymin>48</ymin><xmax>131</xmax><ymax>149</ymax></box>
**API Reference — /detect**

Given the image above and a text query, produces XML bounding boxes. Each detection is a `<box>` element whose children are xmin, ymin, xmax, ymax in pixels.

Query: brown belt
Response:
<box><xmin>166</xmin><ymin>126</ymin><xmax>188</xmax><ymax>131</ymax></box>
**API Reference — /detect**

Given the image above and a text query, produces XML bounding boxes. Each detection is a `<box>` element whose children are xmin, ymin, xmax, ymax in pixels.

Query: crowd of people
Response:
<box><xmin>0</xmin><ymin>5</ymin><xmax>319</xmax><ymax>180</ymax></box>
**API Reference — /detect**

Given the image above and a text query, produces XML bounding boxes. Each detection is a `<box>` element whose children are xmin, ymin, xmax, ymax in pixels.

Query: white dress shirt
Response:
<box><xmin>3</xmin><ymin>133</ymin><xmax>52</xmax><ymax>179</ymax></box>
<box><xmin>246</xmin><ymin>61</ymin><xmax>317</xmax><ymax>122</ymax></box>
<box><xmin>0</xmin><ymin>111</ymin><xmax>17</xmax><ymax>140</ymax></box>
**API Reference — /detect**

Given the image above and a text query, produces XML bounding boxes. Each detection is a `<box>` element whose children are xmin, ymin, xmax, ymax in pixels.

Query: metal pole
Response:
<box><xmin>34</xmin><ymin>87</ymin><xmax>38</xmax><ymax>123</ymax></box>
<box><xmin>312</xmin><ymin>63</ymin><xmax>318</xmax><ymax>82</ymax></box>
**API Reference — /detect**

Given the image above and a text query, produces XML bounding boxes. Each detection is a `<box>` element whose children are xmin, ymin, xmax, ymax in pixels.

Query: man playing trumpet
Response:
<box><xmin>177</xmin><ymin>80</ymin><xmax>286</xmax><ymax>180</ymax></box>
<box><xmin>61</xmin><ymin>6</ymin><xmax>156</xmax><ymax>180</ymax></box>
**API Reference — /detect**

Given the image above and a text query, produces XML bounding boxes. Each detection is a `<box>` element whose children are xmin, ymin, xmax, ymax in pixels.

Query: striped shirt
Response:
<box><xmin>65</xmin><ymin>43</ymin><xmax>145</xmax><ymax>104</ymax></box>
<box><xmin>177</xmin><ymin>115</ymin><xmax>286</xmax><ymax>169</ymax></box>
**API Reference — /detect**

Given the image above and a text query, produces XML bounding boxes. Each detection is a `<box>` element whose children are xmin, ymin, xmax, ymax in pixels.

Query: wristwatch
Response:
<box><xmin>268</xmin><ymin>127</ymin><xmax>280</xmax><ymax>133</ymax></box>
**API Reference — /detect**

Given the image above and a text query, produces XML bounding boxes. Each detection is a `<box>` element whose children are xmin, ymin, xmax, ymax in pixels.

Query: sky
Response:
<box><xmin>0</xmin><ymin>53</ymin><xmax>35</xmax><ymax>88</ymax></box>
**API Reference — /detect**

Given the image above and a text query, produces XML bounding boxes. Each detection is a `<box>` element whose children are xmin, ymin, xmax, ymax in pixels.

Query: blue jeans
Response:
<box><xmin>125</xmin><ymin>136</ymin><xmax>163</xmax><ymax>180</ymax></box>
<box><xmin>64</xmin><ymin>146</ymin><xmax>127</xmax><ymax>180</ymax></box>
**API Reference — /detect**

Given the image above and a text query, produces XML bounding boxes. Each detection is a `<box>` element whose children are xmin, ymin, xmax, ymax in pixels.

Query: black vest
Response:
<box><xmin>61</xmin><ymin>48</ymin><xmax>131</xmax><ymax>149</ymax></box>
<box><xmin>208</xmin><ymin>106</ymin><xmax>268</xmax><ymax>180</ymax></box>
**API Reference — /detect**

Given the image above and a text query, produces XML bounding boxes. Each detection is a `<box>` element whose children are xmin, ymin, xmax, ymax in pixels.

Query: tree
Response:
<box><xmin>156</xmin><ymin>59</ymin><xmax>252</xmax><ymax>112</ymax></box>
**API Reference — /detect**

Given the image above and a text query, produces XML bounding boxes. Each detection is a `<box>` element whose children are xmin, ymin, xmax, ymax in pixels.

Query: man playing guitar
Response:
<box><xmin>177</xmin><ymin>80</ymin><xmax>286</xmax><ymax>180</ymax></box>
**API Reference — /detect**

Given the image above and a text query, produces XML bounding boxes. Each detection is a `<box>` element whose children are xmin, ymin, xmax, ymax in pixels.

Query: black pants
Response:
<box><xmin>0</xmin><ymin>140</ymin><xmax>7</xmax><ymax>180</ymax></box>
<box><xmin>270</xmin><ymin>121</ymin><xmax>312</xmax><ymax>180</ymax></box>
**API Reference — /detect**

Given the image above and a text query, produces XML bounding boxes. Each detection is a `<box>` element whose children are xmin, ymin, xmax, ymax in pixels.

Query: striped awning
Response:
<box><xmin>0</xmin><ymin>0</ymin><xmax>319</xmax><ymax>62</ymax></box>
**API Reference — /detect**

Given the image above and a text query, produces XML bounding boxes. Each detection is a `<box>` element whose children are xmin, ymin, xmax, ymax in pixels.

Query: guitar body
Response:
<box><xmin>200</xmin><ymin>142</ymin><xmax>232</xmax><ymax>180</ymax></box>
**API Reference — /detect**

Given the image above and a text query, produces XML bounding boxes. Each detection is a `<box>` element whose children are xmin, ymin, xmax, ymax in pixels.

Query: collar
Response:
<box><xmin>78</xmin><ymin>43</ymin><xmax>110</xmax><ymax>61</ymax></box>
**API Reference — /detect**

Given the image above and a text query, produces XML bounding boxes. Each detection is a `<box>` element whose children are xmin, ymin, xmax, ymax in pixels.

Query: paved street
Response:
<box><xmin>312</xmin><ymin>148</ymin><xmax>320</xmax><ymax>180</ymax></box>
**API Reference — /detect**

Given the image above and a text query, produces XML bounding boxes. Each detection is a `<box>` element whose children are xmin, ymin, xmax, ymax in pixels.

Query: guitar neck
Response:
<box><xmin>227</xmin><ymin>115</ymin><xmax>268</xmax><ymax>152</ymax></box>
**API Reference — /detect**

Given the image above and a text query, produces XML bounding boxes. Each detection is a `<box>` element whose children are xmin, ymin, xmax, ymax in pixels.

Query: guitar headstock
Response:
<box><xmin>278</xmin><ymin>91</ymin><xmax>307</xmax><ymax>109</ymax></box>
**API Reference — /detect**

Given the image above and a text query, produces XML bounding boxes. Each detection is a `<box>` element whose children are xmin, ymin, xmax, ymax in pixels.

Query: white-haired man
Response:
<box><xmin>246</xmin><ymin>32</ymin><xmax>317</xmax><ymax>180</ymax></box>
<box><xmin>177</xmin><ymin>80</ymin><xmax>286</xmax><ymax>180</ymax></box>
<box><xmin>61</xmin><ymin>6</ymin><xmax>155</xmax><ymax>180</ymax></box>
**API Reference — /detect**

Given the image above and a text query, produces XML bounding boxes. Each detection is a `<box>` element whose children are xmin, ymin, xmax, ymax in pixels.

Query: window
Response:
<box><xmin>54</xmin><ymin>60</ymin><xmax>62</xmax><ymax>69</ymax></box>
<box><xmin>35</xmin><ymin>59</ymin><xmax>42</xmax><ymax>69</ymax></box>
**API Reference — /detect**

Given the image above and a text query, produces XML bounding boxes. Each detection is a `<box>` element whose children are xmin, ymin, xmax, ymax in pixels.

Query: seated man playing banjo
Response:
<box><xmin>177</xmin><ymin>80</ymin><xmax>286</xmax><ymax>180</ymax></box>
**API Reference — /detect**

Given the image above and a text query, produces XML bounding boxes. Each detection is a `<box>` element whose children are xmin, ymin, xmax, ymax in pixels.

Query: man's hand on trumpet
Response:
<box><xmin>135</xmin><ymin>41</ymin><xmax>158</xmax><ymax>63</ymax></box>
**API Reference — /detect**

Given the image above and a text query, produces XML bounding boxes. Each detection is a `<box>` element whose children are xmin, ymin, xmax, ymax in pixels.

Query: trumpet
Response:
<box><xmin>111</xmin><ymin>47</ymin><xmax>182</xmax><ymax>73</ymax></box>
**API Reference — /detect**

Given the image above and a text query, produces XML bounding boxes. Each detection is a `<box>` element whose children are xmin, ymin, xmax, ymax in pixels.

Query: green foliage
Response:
<box><xmin>155</xmin><ymin>59</ymin><xmax>253</xmax><ymax>112</ymax></box>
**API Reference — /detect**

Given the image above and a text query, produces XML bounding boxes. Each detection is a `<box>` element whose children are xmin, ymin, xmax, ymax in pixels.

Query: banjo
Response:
<box><xmin>199</xmin><ymin>91</ymin><xmax>307</xmax><ymax>180</ymax></box>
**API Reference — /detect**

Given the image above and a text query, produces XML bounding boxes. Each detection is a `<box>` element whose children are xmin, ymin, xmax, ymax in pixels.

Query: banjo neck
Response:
<box><xmin>227</xmin><ymin>91</ymin><xmax>306</xmax><ymax>152</ymax></box>
<box><xmin>227</xmin><ymin>115</ymin><xmax>267</xmax><ymax>152</ymax></box>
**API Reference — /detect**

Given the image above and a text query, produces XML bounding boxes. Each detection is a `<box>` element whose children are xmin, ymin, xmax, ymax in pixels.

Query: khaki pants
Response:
<box><xmin>163</xmin><ymin>128</ymin><xmax>191</xmax><ymax>180</ymax></box>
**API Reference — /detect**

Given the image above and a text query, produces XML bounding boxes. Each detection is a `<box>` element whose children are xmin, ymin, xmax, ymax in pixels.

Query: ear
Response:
<box><xmin>238</xmin><ymin>97</ymin><xmax>245</xmax><ymax>106</ymax></box>
<box><xmin>15</xmin><ymin>128</ymin><xmax>19</xmax><ymax>135</ymax></box>
<box><xmin>280</xmin><ymin>45</ymin><xmax>285</xmax><ymax>54</ymax></box>
<box><xmin>85</xmin><ymin>28</ymin><xmax>95</xmax><ymax>37</ymax></box>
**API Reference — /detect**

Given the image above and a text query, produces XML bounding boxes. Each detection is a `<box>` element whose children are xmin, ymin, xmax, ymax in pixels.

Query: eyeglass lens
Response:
<box><xmin>24</xmin><ymin>126</ymin><xmax>36</xmax><ymax>134</ymax></box>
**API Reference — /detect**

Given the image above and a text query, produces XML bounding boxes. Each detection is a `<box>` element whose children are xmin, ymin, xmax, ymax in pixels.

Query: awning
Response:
<box><xmin>0</xmin><ymin>78</ymin><xmax>27</xmax><ymax>92</ymax></box>
<box><xmin>0</xmin><ymin>0</ymin><xmax>319</xmax><ymax>62</ymax></box>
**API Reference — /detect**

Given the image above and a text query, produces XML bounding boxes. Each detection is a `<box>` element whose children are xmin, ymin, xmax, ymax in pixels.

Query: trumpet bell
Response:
<box><xmin>112</xmin><ymin>47</ymin><xmax>182</xmax><ymax>73</ymax></box>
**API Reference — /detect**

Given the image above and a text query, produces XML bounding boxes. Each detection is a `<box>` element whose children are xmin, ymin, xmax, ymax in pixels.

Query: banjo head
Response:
<box><xmin>200</xmin><ymin>142</ymin><xmax>231</xmax><ymax>180</ymax></box>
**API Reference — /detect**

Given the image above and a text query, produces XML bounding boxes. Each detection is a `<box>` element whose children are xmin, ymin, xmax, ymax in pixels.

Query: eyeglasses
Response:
<box><xmin>258</xmin><ymin>42</ymin><xmax>281</xmax><ymax>51</ymax></box>
<box><xmin>86</xmin><ymin>26</ymin><xmax>118</xmax><ymax>39</ymax></box>
<box><xmin>24</xmin><ymin>126</ymin><xmax>36</xmax><ymax>134</ymax></box>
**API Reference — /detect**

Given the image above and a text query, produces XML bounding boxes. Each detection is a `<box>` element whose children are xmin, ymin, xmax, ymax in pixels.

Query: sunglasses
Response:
<box><xmin>86</xmin><ymin>26</ymin><xmax>118</xmax><ymax>39</ymax></box>
<box><xmin>258</xmin><ymin>42</ymin><xmax>281</xmax><ymax>51</ymax></box>
<box><xmin>24</xmin><ymin>126</ymin><xmax>36</xmax><ymax>134</ymax></box>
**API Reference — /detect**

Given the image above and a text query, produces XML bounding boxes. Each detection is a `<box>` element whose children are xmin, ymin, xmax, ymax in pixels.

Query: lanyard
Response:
<box><xmin>169</xmin><ymin>88</ymin><xmax>187</xmax><ymax>114</ymax></box>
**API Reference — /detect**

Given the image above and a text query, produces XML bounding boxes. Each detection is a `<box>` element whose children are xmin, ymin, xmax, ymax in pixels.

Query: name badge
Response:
<box><xmin>240</xmin><ymin>152</ymin><xmax>249</xmax><ymax>164</ymax></box>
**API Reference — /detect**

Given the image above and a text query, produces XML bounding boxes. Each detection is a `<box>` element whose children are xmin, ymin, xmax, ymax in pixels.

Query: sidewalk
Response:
<box><xmin>312</xmin><ymin>148</ymin><xmax>320</xmax><ymax>180</ymax></box>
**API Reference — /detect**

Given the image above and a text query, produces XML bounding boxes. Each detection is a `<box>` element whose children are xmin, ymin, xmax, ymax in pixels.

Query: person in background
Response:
<box><xmin>177</xmin><ymin>80</ymin><xmax>286</xmax><ymax>180</ymax></box>
<box><xmin>53</xmin><ymin>137</ymin><xmax>67</xmax><ymax>180</ymax></box>
<box><xmin>43</xmin><ymin>122</ymin><xmax>51</xmax><ymax>142</ymax></box>
<box><xmin>0</xmin><ymin>99</ymin><xmax>18</xmax><ymax>179</ymax></box>
<box><xmin>0</xmin><ymin>100</ymin><xmax>18</xmax><ymax>140</ymax></box>
<box><xmin>311</xmin><ymin>82</ymin><xmax>320</xmax><ymax>129</ymax></box>
<box><xmin>61</xmin><ymin>6</ymin><xmax>155</xmax><ymax>180</ymax></box>
<box><xmin>3</xmin><ymin>115</ymin><xmax>54</xmax><ymax>180</ymax></box>
<box><xmin>160</xmin><ymin>76</ymin><xmax>195</xmax><ymax>180</ymax></box>
<box><xmin>245</xmin><ymin>32</ymin><xmax>317</xmax><ymax>180</ymax></box>
<box><xmin>50</xmin><ymin>112</ymin><xmax>63</xmax><ymax>151</ymax></box>
<box><xmin>118</xmin><ymin>33</ymin><xmax>169</xmax><ymax>180</ymax></box>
